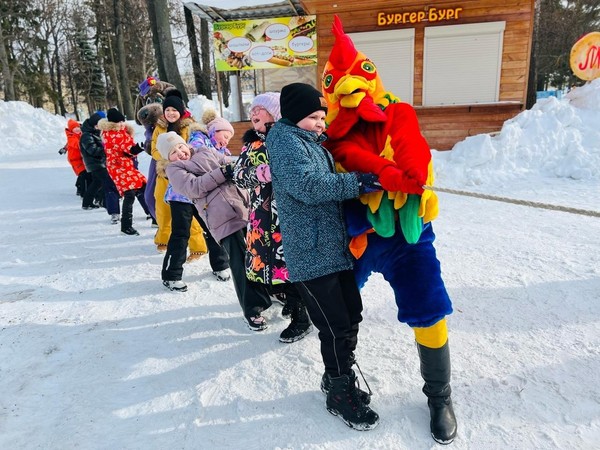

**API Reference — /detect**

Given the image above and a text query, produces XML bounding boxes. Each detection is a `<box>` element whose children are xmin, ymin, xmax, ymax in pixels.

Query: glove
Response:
<box><xmin>355</xmin><ymin>172</ymin><xmax>382</xmax><ymax>195</ymax></box>
<box><xmin>129</xmin><ymin>143</ymin><xmax>144</xmax><ymax>155</ymax></box>
<box><xmin>58</xmin><ymin>146</ymin><xmax>67</xmax><ymax>155</ymax></box>
<box><xmin>255</xmin><ymin>164</ymin><xmax>271</xmax><ymax>183</ymax></box>
<box><xmin>378</xmin><ymin>165</ymin><xmax>424</xmax><ymax>195</ymax></box>
<box><xmin>220</xmin><ymin>163</ymin><xmax>234</xmax><ymax>180</ymax></box>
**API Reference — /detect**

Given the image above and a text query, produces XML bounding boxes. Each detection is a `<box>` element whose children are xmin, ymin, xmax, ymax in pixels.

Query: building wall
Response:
<box><xmin>301</xmin><ymin>0</ymin><xmax>535</xmax><ymax>149</ymax></box>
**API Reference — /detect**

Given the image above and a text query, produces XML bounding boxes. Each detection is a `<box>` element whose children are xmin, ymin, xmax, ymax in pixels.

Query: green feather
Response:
<box><xmin>399</xmin><ymin>194</ymin><xmax>423</xmax><ymax>244</ymax></box>
<box><xmin>367</xmin><ymin>195</ymin><xmax>396</xmax><ymax>238</ymax></box>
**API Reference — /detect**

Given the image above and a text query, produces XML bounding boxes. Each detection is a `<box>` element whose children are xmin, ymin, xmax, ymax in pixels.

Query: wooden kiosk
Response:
<box><xmin>187</xmin><ymin>0</ymin><xmax>536</xmax><ymax>151</ymax></box>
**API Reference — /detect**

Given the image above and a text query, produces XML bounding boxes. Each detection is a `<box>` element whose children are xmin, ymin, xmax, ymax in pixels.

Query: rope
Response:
<box><xmin>423</xmin><ymin>185</ymin><xmax>600</xmax><ymax>218</ymax></box>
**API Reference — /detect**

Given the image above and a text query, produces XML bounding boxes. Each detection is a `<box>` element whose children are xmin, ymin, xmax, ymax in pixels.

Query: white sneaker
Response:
<box><xmin>110</xmin><ymin>214</ymin><xmax>120</xmax><ymax>224</ymax></box>
<box><xmin>162</xmin><ymin>280</ymin><xmax>188</xmax><ymax>292</ymax></box>
<box><xmin>212</xmin><ymin>269</ymin><xmax>231</xmax><ymax>281</ymax></box>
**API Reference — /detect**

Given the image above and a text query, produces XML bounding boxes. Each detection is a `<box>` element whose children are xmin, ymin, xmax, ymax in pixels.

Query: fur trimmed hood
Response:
<box><xmin>97</xmin><ymin>118</ymin><xmax>135</xmax><ymax>136</ymax></box>
<box><xmin>155</xmin><ymin>115</ymin><xmax>195</xmax><ymax>133</ymax></box>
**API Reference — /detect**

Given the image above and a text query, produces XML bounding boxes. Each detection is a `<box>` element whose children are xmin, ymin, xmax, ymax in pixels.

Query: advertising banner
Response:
<box><xmin>213</xmin><ymin>15</ymin><xmax>317</xmax><ymax>72</ymax></box>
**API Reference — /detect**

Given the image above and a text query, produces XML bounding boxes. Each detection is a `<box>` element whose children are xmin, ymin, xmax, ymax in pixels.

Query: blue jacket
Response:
<box><xmin>266</xmin><ymin>119</ymin><xmax>361</xmax><ymax>282</ymax></box>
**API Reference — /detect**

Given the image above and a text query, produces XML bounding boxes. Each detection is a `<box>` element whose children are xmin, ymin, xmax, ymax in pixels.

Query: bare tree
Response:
<box><xmin>184</xmin><ymin>5</ymin><xmax>211</xmax><ymax>98</ymax></box>
<box><xmin>146</xmin><ymin>0</ymin><xmax>188</xmax><ymax>101</ymax></box>
<box><xmin>112</xmin><ymin>0</ymin><xmax>134</xmax><ymax>117</ymax></box>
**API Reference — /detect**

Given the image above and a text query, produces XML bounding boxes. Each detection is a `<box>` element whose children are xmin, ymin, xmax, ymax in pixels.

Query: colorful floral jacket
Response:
<box><xmin>233</xmin><ymin>128</ymin><xmax>290</xmax><ymax>285</ymax></box>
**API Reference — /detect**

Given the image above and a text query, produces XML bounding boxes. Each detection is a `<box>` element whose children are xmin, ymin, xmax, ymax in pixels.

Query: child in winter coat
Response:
<box><xmin>156</xmin><ymin>132</ymin><xmax>230</xmax><ymax>292</ymax></box>
<box><xmin>63</xmin><ymin>119</ymin><xmax>91</xmax><ymax>197</ymax></box>
<box><xmin>150</xmin><ymin>91</ymin><xmax>208</xmax><ymax>258</ymax></box>
<box><xmin>80</xmin><ymin>111</ymin><xmax>121</xmax><ymax>221</ymax></box>
<box><xmin>198</xmin><ymin>109</ymin><xmax>235</xmax><ymax>156</ymax></box>
<box><xmin>265</xmin><ymin>83</ymin><xmax>382</xmax><ymax>430</ymax></box>
<box><xmin>98</xmin><ymin>108</ymin><xmax>150</xmax><ymax>235</ymax></box>
<box><xmin>233</xmin><ymin>92</ymin><xmax>313</xmax><ymax>343</ymax></box>
<box><xmin>165</xmin><ymin>132</ymin><xmax>273</xmax><ymax>331</ymax></box>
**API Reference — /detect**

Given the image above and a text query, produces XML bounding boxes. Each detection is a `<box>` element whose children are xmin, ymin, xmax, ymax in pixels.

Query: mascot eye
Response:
<box><xmin>361</xmin><ymin>61</ymin><xmax>376</xmax><ymax>73</ymax></box>
<box><xmin>323</xmin><ymin>74</ymin><xmax>334</xmax><ymax>89</ymax></box>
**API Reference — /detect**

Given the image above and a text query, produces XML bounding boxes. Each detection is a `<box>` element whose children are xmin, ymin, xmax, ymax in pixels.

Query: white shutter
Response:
<box><xmin>348</xmin><ymin>29</ymin><xmax>415</xmax><ymax>104</ymax></box>
<box><xmin>423</xmin><ymin>21</ymin><xmax>505</xmax><ymax>106</ymax></box>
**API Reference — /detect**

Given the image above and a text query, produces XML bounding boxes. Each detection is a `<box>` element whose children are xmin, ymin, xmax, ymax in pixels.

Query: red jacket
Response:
<box><xmin>65</xmin><ymin>119</ymin><xmax>85</xmax><ymax>175</ymax></box>
<box><xmin>98</xmin><ymin>120</ymin><xmax>147</xmax><ymax>195</ymax></box>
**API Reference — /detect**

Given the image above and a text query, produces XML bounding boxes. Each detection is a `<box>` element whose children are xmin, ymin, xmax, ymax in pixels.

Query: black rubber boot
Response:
<box><xmin>418</xmin><ymin>341</ymin><xmax>457</xmax><ymax>444</ymax></box>
<box><xmin>326</xmin><ymin>370</ymin><xmax>379</xmax><ymax>431</ymax></box>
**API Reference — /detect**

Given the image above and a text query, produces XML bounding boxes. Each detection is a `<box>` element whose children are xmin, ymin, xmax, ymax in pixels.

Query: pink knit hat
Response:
<box><xmin>250</xmin><ymin>92</ymin><xmax>281</xmax><ymax>121</ymax></box>
<box><xmin>207</xmin><ymin>117</ymin><xmax>235</xmax><ymax>135</ymax></box>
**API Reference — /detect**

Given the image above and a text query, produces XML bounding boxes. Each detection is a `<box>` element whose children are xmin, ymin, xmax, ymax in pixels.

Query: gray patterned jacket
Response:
<box><xmin>266</xmin><ymin>119</ymin><xmax>361</xmax><ymax>282</ymax></box>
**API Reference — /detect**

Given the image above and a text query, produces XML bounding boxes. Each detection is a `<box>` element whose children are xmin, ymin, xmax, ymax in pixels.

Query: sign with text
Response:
<box><xmin>377</xmin><ymin>7</ymin><xmax>462</xmax><ymax>26</ymax></box>
<box><xmin>570</xmin><ymin>31</ymin><xmax>600</xmax><ymax>80</ymax></box>
<box><xmin>213</xmin><ymin>16</ymin><xmax>317</xmax><ymax>72</ymax></box>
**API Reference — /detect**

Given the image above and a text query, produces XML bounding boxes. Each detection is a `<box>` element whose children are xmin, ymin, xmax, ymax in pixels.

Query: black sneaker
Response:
<box><xmin>326</xmin><ymin>371</ymin><xmax>379</xmax><ymax>431</ymax></box>
<box><xmin>245</xmin><ymin>315</ymin><xmax>268</xmax><ymax>331</ymax></box>
<box><xmin>82</xmin><ymin>205</ymin><xmax>100</xmax><ymax>210</ymax></box>
<box><xmin>271</xmin><ymin>292</ymin><xmax>286</xmax><ymax>306</ymax></box>
<box><xmin>122</xmin><ymin>227</ymin><xmax>139</xmax><ymax>236</ymax></box>
<box><xmin>321</xmin><ymin>371</ymin><xmax>371</xmax><ymax>405</ymax></box>
<box><xmin>279</xmin><ymin>321</ymin><xmax>312</xmax><ymax>343</ymax></box>
<box><xmin>162</xmin><ymin>280</ymin><xmax>188</xmax><ymax>292</ymax></box>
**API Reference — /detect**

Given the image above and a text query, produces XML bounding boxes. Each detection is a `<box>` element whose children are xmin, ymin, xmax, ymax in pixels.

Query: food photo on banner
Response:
<box><xmin>213</xmin><ymin>15</ymin><xmax>317</xmax><ymax>71</ymax></box>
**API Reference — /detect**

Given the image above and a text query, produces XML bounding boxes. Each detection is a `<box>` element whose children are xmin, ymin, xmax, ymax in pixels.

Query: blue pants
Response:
<box><xmin>354</xmin><ymin>223</ymin><xmax>452</xmax><ymax>328</ymax></box>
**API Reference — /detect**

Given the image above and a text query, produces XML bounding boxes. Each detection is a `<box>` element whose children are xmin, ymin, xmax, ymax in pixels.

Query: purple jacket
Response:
<box><xmin>166</xmin><ymin>146</ymin><xmax>249</xmax><ymax>242</ymax></box>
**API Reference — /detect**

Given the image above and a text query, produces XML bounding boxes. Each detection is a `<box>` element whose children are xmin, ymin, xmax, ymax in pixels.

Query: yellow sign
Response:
<box><xmin>213</xmin><ymin>16</ymin><xmax>317</xmax><ymax>72</ymax></box>
<box><xmin>378</xmin><ymin>7</ymin><xmax>462</xmax><ymax>26</ymax></box>
<box><xmin>570</xmin><ymin>31</ymin><xmax>600</xmax><ymax>81</ymax></box>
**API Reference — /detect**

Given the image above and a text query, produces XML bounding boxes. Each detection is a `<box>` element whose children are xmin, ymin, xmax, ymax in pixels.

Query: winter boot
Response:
<box><xmin>321</xmin><ymin>352</ymin><xmax>372</xmax><ymax>404</ymax></box>
<box><xmin>326</xmin><ymin>370</ymin><xmax>379</xmax><ymax>431</ymax></box>
<box><xmin>418</xmin><ymin>341</ymin><xmax>457</xmax><ymax>445</ymax></box>
<box><xmin>120</xmin><ymin>190</ymin><xmax>134</xmax><ymax>229</ymax></box>
<box><xmin>321</xmin><ymin>372</ymin><xmax>371</xmax><ymax>405</ymax></box>
<box><xmin>279</xmin><ymin>301</ymin><xmax>312</xmax><ymax>343</ymax></box>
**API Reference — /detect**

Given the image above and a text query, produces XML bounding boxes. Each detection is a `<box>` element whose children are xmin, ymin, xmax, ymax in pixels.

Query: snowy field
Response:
<box><xmin>0</xmin><ymin>80</ymin><xmax>599</xmax><ymax>449</ymax></box>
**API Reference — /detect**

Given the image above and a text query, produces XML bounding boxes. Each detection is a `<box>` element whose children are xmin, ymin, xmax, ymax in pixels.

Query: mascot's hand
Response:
<box><xmin>378</xmin><ymin>165</ymin><xmax>424</xmax><ymax>195</ymax></box>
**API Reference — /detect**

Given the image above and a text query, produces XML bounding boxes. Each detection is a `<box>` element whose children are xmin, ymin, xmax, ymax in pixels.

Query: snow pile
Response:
<box><xmin>433</xmin><ymin>78</ymin><xmax>600</xmax><ymax>187</ymax></box>
<box><xmin>0</xmin><ymin>101</ymin><xmax>67</xmax><ymax>156</ymax></box>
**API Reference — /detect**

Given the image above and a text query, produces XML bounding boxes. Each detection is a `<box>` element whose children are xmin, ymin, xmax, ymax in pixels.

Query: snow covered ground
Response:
<box><xmin>0</xmin><ymin>80</ymin><xmax>599</xmax><ymax>449</ymax></box>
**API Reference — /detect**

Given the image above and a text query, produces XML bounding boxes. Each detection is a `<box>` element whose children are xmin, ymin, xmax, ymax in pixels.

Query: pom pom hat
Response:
<box><xmin>280</xmin><ymin>83</ymin><xmax>327</xmax><ymax>125</ymax></box>
<box><xmin>250</xmin><ymin>92</ymin><xmax>281</xmax><ymax>121</ymax></box>
<box><xmin>156</xmin><ymin>131</ymin><xmax>187</xmax><ymax>160</ymax></box>
<box><xmin>207</xmin><ymin>117</ymin><xmax>234</xmax><ymax>136</ymax></box>
<box><xmin>107</xmin><ymin>107</ymin><xmax>126</xmax><ymax>123</ymax></box>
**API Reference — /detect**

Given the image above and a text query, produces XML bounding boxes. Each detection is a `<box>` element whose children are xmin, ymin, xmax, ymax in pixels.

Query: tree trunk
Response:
<box><xmin>0</xmin><ymin>25</ymin><xmax>16</xmax><ymax>101</ymax></box>
<box><xmin>53</xmin><ymin>33</ymin><xmax>66</xmax><ymax>116</ymax></box>
<box><xmin>200</xmin><ymin>18</ymin><xmax>212</xmax><ymax>99</ymax></box>
<box><xmin>113</xmin><ymin>0</ymin><xmax>134</xmax><ymax>118</ymax></box>
<box><xmin>145</xmin><ymin>0</ymin><xmax>167</xmax><ymax>80</ymax></box>
<box><xmin>220</xmin><ymin>72</ymin><xmax>230</xmax><ymax>107</ymax></box>
<box><xmin>184</xmin><ymin>6</ymin><xmax>203</xmax><ymax>97</ymax></box>
<box><xmin>151</xmin><ymin>0</ymin><xmax>188</xmax><ymax>102</ymax></box>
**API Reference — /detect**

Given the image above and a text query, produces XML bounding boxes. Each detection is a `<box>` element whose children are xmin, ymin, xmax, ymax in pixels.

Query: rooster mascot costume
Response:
<box><xmin>322</xmin><ymin>16</ymin><xmax>457</xmax><ymax>444</ymax></box>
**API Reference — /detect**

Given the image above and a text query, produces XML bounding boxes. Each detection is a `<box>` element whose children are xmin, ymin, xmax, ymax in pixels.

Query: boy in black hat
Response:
<box><xmin>266</xmin><ymin>82</ymin><xmax>382</xmax><ymax>431</ymax></box>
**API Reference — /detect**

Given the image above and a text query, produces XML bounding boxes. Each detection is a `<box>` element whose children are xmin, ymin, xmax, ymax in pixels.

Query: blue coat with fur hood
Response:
<box><xmin>266</xmin><ymin>119</ymin><xmax>361</xmax><ymax>282</ymax></box>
